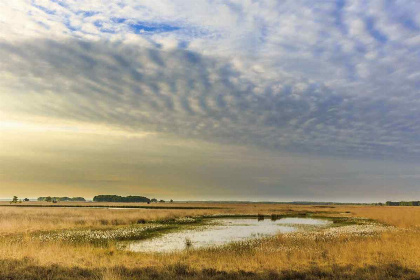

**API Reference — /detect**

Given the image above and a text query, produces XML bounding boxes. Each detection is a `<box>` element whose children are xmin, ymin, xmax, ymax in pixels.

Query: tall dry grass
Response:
<box><xmin>0</xmin><ymin>206</ymin><xmax>217</xmax><ymax>235</ymax></box>
<box><xmin>0</xmin><ymin>202</ymin><xmax>312</xmax><ymax>234</ymax></box>
<box><xmin>1</xmin><ymin>202</ymin><xmax>420</xmax><ymax>235</ymax></box>
<box><xmin>0</xmin><ymin>227</ymin><xmax>419</xmax><ymax>279</ymax></box>
<box><xmin>347</xmin><ymin>206</ymin><xmax>420</xmax><ymax>228</ymax></box>
<box><xmin>0</xmin><ymin>203</ymin><xmax>419</xmax><ymax>279</ymax></box>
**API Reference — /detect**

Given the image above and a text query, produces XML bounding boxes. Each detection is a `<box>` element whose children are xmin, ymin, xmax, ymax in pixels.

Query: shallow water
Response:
<box><xmin>126</xmin><ymin>217</ymin><xmax>331</xmax><ymax>253</ymax></box>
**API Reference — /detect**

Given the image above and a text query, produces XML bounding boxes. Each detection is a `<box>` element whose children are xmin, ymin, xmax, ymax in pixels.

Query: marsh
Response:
<box><xmin>126</xmin><ymin>217</ymin><xmax>331</xmax><ymax>252</ymax></box>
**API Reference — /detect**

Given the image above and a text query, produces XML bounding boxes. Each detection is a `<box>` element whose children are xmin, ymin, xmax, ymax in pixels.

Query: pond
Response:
<box><xmin>125</xmin><ymin>217</ymin><xmax>331</xmax><ymax>253</ymax></box>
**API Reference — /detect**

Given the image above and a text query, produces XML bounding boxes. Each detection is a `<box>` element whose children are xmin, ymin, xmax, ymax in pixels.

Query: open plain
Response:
<box><xmin>0</xmin><ymin>202</ymin><xmax>419</xmax><ymax>280</ymax></box>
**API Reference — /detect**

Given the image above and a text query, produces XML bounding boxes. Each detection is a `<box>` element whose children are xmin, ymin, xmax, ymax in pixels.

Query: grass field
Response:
<box><xmin>0</xmin><ymin>202</ymin><xmax>419</xmax><ymax>279</ymax></box>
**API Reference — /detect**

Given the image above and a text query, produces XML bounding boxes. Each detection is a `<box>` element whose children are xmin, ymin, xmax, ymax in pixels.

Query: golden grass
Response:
<box><xmin>0</xmin><ymin>203</ymin><xmax>419</xmax><ymax>279</ymax></box>
<box><xmin>0</xmin><ymin>206</ymin><xmax>217</xmax><ymax>235</ymax></box>
<box><xmin>348</xmin><ymin>206</ymin><xmax>420</xmax><ymax>228</ymax></box>
<box><xmin>2</xmin><ymin>202</ymin><xmax>420</xmax><ymax>234</ymax></box>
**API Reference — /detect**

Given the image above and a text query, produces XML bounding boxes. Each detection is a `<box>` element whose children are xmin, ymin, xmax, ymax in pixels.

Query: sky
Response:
<box><xmin>1</xmin><ymin>0</ymin><xmax>420</xmax><ymax>202</ymax></box>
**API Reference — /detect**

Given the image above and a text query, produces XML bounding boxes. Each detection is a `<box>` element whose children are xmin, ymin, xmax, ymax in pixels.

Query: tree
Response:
<box><xmin>23</xmin><ymin>198</ymin><xmax>30</xmax><ymax>202</ymax></box>
<box><xmin>170</xmin><ymin>199</ymin><xmax>174</xmax><ymax>203</ymax></box>
<box><xmin>45</xmin><ymin>196</ymin><xmax>52</xmax><ymax>202</ymax></box>
<box><xmin>10</xmin><ymin>196</ymin><xmax>18</xmax><ymax>204</ymax></box>
<box><xmin>151</xmin><ymin>198</ymin><xmax>158</xmax><ymax>203</ymax></box>
<box><xmin>70</xmin><ymin>197</ymin><xmax>86</xmax><ymax>202</ymax></box>
<box><xmin>159</xmin><ymin>199</ymin><xmax>165</xmax><ymax>203</ymax></box>
<box><xmin>93</xmin><ymin>195</ymin><xmax>150</xmax><ymax>203</ymax></box>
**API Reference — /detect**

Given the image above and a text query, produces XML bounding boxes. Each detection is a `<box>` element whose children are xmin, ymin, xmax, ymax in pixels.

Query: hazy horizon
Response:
<box><xmin>0</xmin><ymin>198</ymin><xmax>395</xmax><ymax>204</ymax></box>
<box><xmin>1</xmin><ymin>1</ymin><xmax>420</xmax><ymax>202</ymax></box>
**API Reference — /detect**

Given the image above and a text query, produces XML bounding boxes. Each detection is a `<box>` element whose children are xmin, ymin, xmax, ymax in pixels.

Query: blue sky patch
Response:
<box><xmin>32</xmin><ymin>1</ymin><xmax>55</xmax><ymax>15</ymax></box>
<box><xmin>129</xmin><ymin>22</ymin><xmax>181</xmax><ymax>34</ymax></box>
<box><xmin>112</xmin><ymin>18</ymin><xmax>127</xmax><ymax>24</ymax></box>
<box><xmin>77</xmin><ymin>11</ymin><xmax>98</xmax><ymax>17</ymax></box>
<box><xmin>365</xmin><ymin>17</ymin><xmax>388</xmax><ymax>43</ymax></box>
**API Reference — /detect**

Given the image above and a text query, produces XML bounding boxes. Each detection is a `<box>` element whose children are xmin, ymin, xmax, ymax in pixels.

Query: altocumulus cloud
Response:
<box><xmin>1</xmin><ymin>37</ymin><xmax>419</xmax><ymax>160</ymax></box>
<box><xmin>0</xmin><ymin>0</ymin><xmax>420</xmax><ymax>176</ymax></box>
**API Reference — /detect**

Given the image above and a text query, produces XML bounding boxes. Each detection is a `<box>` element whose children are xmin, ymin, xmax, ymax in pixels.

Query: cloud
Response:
<box><xmin>1</xmin><ymin>1</ymin><xmax>420</xmax><ymax>159</ymax></box>
<box><xmin>2</xmin><ymin>119</ymin><xmax>420</xmax><ymax>201</ymax></box>
<box><xmin>1</xmin><ymin>0</ymin><xmax>420</xmax><ymax>200</ymax></box>
<box><xmin>0</xmin><ymin>37</ymin><xmax>419</xmax><ymax>160</ymax></box>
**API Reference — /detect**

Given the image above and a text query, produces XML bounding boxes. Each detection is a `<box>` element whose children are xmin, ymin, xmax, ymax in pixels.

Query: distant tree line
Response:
<box><xmin>93</xmin><ymin>195</ymin><xmax>151</xmax><ymax>203</ymax></box>
<box><xmin>37</xmin><ymin>197</ymin><xmax>86</xmax><ymax>202</ymax></box>
<box><xmin>92</xmin><ymin>195</ymin><xmax>172</xmax><ymax>203</ymax></box>
<box><xmin>386</xmin><ymin>201</ymin><xmax>420</xmax><ymax>206</ymax></box>
<box><xmin>25</xmin><ymin>195</ymin><xmax>172</xmax><ymax>203</ymax></box>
